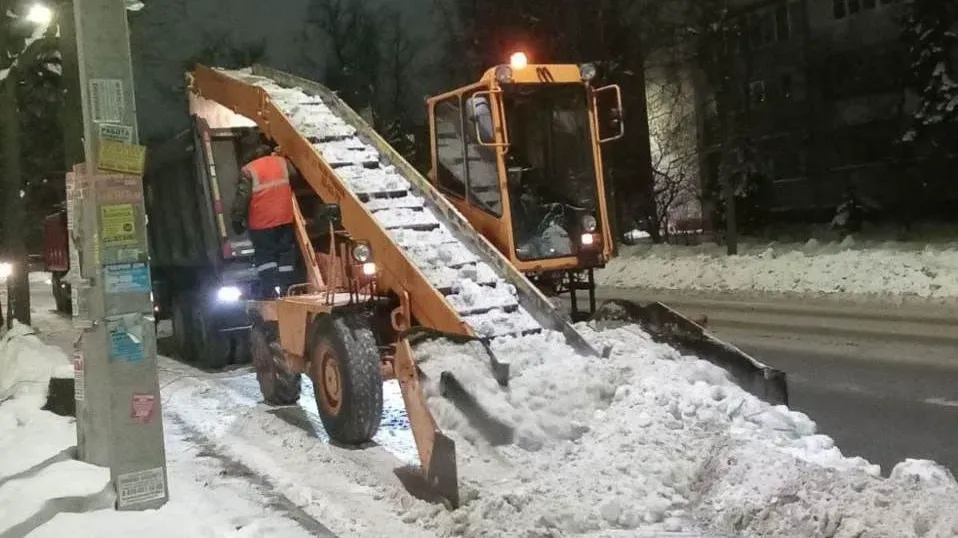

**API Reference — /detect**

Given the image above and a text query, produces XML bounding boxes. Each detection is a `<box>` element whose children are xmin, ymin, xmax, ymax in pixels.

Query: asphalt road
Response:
<box><xmin>588</xmin><ymin>287</ymin><xmax>958</xmax><ymax>476</ymax></box>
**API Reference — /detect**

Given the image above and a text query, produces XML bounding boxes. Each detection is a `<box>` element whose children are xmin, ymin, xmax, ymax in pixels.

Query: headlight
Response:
<box><xmin>495</xmin><ymin>65</ymin><xmax>513</xmax><ymax>84</ymax></box>
<box><xmin>216</xmin><ymin>286</ymin><xmax>243</xmax><ymax>303</ymax></box>
<box><xmin>352</xmin><ymin>243</ymin><xmax>372</xmax><ymax>263</ymax></box>
<box><xmin>361</xmin><ymin>262</ymin><xmax>377</xmax><ymax>276</ymax></box>
<box><xmin>580</xmin><ymin>233</ymin><xmax>595</xmax><ymax>246</ymax></box>
<box><xmin>582</xmin><ymin>215</ymin><xmax>598</xmax><ymax>232</ymax></box>
<box><xmin>0</xmin><ymin>262</ymin><xmax>12</xmax><ymax>280</ymax></box>
<box><xmin>580</xmin><ymin>63</ymin><xmax>597</xmax><ymax>81</ymax></box>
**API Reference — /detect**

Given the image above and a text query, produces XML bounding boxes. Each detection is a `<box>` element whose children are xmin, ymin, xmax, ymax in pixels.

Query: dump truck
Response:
<box><xmin>42</xmin><ymin>207</ymin><xmax>72</xmax><ymax>313</ymax></box>
<box><xmin>143</xmin><ymin>97</ymin><xmax>272</xmax><ymax>368</ymax></box>
<box><xmin>185</xmin><ymin>62</ymin><xmax>789</xmax><ymax>509</ymax></box>
<box><xmin>40</xmin><ymin>89</ymin><xmax>273</xmax><ymax>368</ymax></box>
<box><xmin>38</xmin><ymin>119</ymin><xmax>262</xmax><ymax>370</ymax></box>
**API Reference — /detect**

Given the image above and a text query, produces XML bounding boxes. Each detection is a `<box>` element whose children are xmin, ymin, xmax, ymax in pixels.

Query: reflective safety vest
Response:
<box><xmin>245</xmin><ymin>155</ymin><xmax>294</xmax><ymax>230</ymax></box>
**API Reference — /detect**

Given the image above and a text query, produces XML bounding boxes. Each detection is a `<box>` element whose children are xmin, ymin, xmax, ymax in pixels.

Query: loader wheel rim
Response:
<box><xmin>319</xmin><ymin>351</ymin><xmax>343</xmax><ymax>415</ymax></box>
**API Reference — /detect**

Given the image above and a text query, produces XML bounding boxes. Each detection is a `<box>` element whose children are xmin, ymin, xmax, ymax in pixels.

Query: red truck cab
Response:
<box><xmin>42</xmin><ymin>210</ymin><xmax>72</xmax><ymax>313</ymax></box>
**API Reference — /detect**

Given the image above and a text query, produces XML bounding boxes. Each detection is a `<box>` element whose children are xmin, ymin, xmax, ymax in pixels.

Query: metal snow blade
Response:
<box><xmin>393</xmin><ymin>327</ymin><xmax>515</xmax><ymax>509</ymax></box>
<box><xmin>591</xmin><ymin>299</ymin><xmax>789</xmax><ymax>407</ymax></box>
<box><xmin>406</xmin><ymin>328</ymin><xmax>515</xmax><ymax>447</ymax></box>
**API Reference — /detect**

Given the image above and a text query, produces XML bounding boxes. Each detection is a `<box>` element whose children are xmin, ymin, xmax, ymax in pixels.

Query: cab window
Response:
<box><xmin>463</xmin><ymin>93</ymin><xmax>502</xmax><ymax>216</ymax></box>
<box><xmin>433</xmin><ymin>96</ymin><xmax>467</xmax><ymax>197</ymax></box>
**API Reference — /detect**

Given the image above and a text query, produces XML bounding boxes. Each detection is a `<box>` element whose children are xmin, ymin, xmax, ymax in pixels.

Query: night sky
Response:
<box><xmin>126</xmin><ymin>0</ymin><xmax>444</xmax><ymax>143</ymax></box>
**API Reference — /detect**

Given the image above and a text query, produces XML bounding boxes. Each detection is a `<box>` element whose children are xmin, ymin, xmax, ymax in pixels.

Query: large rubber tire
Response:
<box><xmin>251</xmin><ymin>318</ymin><xmax>302</xmax><ymax>406</ymax></box>
<box><xmin>308</xmin><ymin>313</ymin><xmax>383</xmax><ymax>445</ymax></box>
<box><xmin>170</xmin><ymin>295</ymin><xmax>195</xmax><ymax>362</ymax></box>
<box><xmin>51</xmin><ymin>272</ymin><xmax>72</xmax><ymax>315</ymax></box>
<box><xmin>191</xmin><ymin>302</ymin><xmax>232</xmax><ymax>370</ymax></box>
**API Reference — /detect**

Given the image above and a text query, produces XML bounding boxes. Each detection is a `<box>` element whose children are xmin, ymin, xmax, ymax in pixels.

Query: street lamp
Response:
<box><xmin>25</xmin><ymin>4</ymin><xmax>53</xmax><ymax>26</ymax></box>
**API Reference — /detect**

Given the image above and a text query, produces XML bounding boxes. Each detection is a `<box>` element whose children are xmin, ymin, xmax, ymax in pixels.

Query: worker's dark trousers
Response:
<box><xmin>249</xmin><ymin>224</ymin><xmax>298</xmax><ymax>299</ymax></box>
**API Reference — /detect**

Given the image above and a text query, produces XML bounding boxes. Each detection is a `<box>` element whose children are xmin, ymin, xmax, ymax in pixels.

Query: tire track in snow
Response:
<box><xmin>157</xmin><ymin>357</ymin><xmax>443</xmax><ymax>538</ymax></box>
<box><xmin>166</xmin><ymin>414</ymin><xmax>338</xmax><ymax>538</ymax></box>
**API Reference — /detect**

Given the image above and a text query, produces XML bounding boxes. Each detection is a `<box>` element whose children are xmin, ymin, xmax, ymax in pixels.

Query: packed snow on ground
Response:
<box><xmin>0</xmin><ymin>317</ymin><xmax>325</xmax><ymax>538</ymax></box>
<box><xmin>0</xmin><ymin>326</ymin><xmax>76</xmax><ymax>490</ymax></box>
<box><xmin>404</xmin><ymin>324</ymin><xmax>958</xmax><ymax>538</ymax></box>
<box><xmin>27</xmin><ymin>419</ymin><xmax>322</xmax><ymax>538</ymax></box>
<box><xmin>597</xmin><ymin>239</ymin><xmax>958</xmax><ymax>300</ymax></box>
<box><xmin>0</xmin><ymin>321</ymin><xmax>72</xmax><ymax>404</ymax></box>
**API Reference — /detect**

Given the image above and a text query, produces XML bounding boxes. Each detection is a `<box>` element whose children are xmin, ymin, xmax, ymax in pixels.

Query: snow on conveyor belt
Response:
<box><xmin>224</xmin><ymin>69</ymin><xmax>541</xmax><ymax>341</ymax></box>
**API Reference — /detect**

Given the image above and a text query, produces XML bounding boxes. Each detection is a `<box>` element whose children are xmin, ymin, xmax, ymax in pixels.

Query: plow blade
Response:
<box><xmin>591</xmin><ymin>299</ymin><xmax>789</xmax><ymax>407</ymax></box>
<box><xmin>394</xmin><ymin>328</ymin><xmax>515</xmax><ymax>508</ymax></box>
<box><xmin>406</xmin><ymin>328</ymin><xmax>515</xmax><ymax>446</ymax></box>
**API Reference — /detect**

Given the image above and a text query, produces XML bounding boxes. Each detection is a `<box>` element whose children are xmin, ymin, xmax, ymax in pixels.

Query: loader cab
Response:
<box><xmin>427</xmin><ymin>58</ymin><xmax>624</xmax><ymax>317</ymax></box>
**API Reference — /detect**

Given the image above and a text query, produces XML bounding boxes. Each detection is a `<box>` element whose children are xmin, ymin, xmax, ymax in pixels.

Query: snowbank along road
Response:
<box><xmin>596</xmin><ymin>240</ymin><xmax>958</xmax><ymax>303</ymax></box>
<box><xmin>579</xmin><ymin>288</ymin><xmax>958</xmax><ymax>476</ymax></box>
<box><xmin>0</xmin><ymin>319</ymin><xmax>338</xmax><ymax>538</ymax></box>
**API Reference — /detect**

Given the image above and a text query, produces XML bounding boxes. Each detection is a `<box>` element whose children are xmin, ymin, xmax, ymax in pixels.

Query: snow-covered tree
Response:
<box><xmin>1</xmin><ymin>2</ymin><xmax>60</xmax><ymax>249</ymax></box>
<box><xmin>901</xmin><ymin>0</ymin><xmax>958</xmax><ymax>147</ymax></box>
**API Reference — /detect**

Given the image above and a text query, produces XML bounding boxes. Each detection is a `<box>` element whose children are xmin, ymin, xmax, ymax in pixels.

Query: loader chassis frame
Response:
<box><xmin>188</xmin><ymin>63</ymin><xmax>595</xmax><ymax>509</ymax></box>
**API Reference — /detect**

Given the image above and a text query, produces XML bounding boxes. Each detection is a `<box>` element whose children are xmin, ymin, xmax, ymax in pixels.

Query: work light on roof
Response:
<box><xmin>25</xmin><ymin>3</ymin><xmax>52</xmax><ymax>25</ymax></box>
<box><xmin>510</xmin><ymin>52</ymin><xmax>528</xmax><ymax>70</ymax></box>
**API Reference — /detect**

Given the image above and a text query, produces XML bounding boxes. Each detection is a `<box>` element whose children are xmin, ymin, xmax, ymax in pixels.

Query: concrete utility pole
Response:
<box><xmin>69</xmin><ymin>0</ymin><xmax>169</xmax><ymax>509</ymax></box>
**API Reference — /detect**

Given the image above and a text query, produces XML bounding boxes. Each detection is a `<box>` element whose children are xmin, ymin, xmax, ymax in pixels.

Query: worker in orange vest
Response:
<box><xmin>231</xmin><ymin>142</ymin><xmax>301</xmax><ymax>299</ymax></box>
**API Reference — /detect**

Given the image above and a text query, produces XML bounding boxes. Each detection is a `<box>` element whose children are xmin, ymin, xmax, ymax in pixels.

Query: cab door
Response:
<box><xmin>428</xmin><ymin>90</ymin><xmax>515</xmax><ymax>259</ymax></box>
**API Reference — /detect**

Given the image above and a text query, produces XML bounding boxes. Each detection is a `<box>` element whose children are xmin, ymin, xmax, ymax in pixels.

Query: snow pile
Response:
<box><xmin>0</xmin><ymin>321</ymin><xmax>76</xmax><ymax>474</ymax></box>
<box><xmin>27</xmin><ymin>420</ymin><xmax>321</xmax><ymax>538</ymax></box>
<box><xmin>0</xmin><ymin>315</ymin><xmax>327</xmax><ymax>538</ymax></box>
<box><xmin>597</xmin><ymin>241</ymin><xmax>958</xmax><ymax>299</ymax></box>
<box><xmin>401</xmin><ymin>324</ymin><xmax>958</xmax><ymax>537</ymax></box>
<box><xmin>0</xmin><ymin>321</ymin><xmax>72</xmax><ymax>405</ymax></box>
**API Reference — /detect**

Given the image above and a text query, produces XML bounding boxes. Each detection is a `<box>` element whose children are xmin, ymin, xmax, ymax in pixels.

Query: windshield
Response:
<box><xmin>502</xmin><ymin>84</ymin><xmax>599</xmax><ymax>261</ymax></box>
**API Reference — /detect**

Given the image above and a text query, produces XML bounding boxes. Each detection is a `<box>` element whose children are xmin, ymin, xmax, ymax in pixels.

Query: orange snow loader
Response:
<box><xmin>187</xmin><ymin>63</ymin><xmax>603</xmax><ymax>509</ymax></box>
<box><xmin>185</xmin><ymin>61</ymin><xmax>788</xmax><ymax>510</ymax></box>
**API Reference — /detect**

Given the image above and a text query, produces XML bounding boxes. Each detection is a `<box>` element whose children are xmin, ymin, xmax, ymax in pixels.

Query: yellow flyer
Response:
<box><xmin>101</xmin><ymin>203</ymin><xmax>137</xmax><ymax>246</ymax></box>
<box><xmin>98</xmin><ymin>140</ymin><xmax>146</xmax><ymax>175</ymax></box>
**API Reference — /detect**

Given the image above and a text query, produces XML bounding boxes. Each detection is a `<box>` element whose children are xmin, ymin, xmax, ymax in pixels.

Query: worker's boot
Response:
<box><xmin>257</xmin><ymin>268</ymin><xmax>280</xmax><ymax>300</ymax></box>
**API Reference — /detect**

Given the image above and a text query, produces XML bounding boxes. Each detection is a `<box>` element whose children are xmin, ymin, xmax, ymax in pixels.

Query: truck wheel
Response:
<box><xmin>251</xmin><ymin>318</ymin><xmax>301</xmax><ymax>405</ymax></box>
<box><xmin>171</xmin><ymin>296</ymin><xmax>195</xmax><ymax>362</ymax></box>
<box><xmin>308</xmin><ymin>313</ymin><xmax>383</xmax><ymax>445</ymax></box>
<box><xmin>233</xmin><ymin>331</ymin><xmax>253</xmax><ymax>365</ymax></box>
<box><xmin>191</xmin><ymin>303</ymin><xmax>232</xmax><ymax>370</ymax></box>
<box><xmin>51</xmin><ymin>273</ymin><xmax>71</xmax><ymax>314</ymax></box>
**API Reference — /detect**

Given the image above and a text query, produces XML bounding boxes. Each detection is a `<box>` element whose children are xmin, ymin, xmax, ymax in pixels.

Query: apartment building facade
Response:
<box><xmin>698</xmin><ymin>0</ymin><xmax>920</xmax><ymax>221</ymax></box>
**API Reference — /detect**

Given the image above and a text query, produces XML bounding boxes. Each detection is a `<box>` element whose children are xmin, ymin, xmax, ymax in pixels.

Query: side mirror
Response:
<box><xmin>467</xmin><ymin>95</ymin><xmax>497</xmax><ymax>145</ymax></box>
<box><xmin>594</xmin><ymin>85</ymin><xmax>625</xmax><ymax>143</ymax></box>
